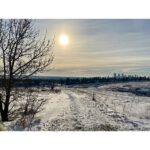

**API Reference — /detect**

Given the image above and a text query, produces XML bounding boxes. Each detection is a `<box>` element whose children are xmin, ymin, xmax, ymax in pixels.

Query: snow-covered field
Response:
<box><xmin>4</xmin><ymin>81</ymin><xmax>150</xmax><ymax>131</ymax></box>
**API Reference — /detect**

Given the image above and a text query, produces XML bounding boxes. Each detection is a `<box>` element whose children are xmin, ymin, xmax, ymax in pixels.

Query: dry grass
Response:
<box><xmin>0</xmin><ymin>122</ymin><xmax>5</xmax><ymax>131</ymax></box>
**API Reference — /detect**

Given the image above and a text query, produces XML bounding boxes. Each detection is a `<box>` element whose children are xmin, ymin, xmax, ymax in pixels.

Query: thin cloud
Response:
<box><xmin>36</xmin><ymin>19</ymin><xmax>150</xmax><ymax>76</ymax></box>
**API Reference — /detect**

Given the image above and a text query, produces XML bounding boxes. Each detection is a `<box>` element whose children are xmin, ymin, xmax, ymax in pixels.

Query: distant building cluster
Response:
<box><xmin>113</xmin><ymin>73</ymin><xmax>138</xmax><ymax>79</ymax></box>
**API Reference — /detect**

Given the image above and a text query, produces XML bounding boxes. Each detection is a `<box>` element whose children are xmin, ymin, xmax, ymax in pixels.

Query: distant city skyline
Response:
<box><xmin>35</xmin><ymin>19</ymin><xmax>150</xmax><ymax>77</ymax></box>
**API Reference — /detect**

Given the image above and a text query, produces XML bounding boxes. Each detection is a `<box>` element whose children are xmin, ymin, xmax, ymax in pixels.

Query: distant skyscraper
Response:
<box><xmin>114</xmin><ymin>73</ymin><xmax>117</xmax><ymax>78</ymax></box>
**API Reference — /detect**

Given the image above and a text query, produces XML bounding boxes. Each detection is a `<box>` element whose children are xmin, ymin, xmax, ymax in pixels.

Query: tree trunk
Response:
<box><xmin>0</xmin><ymin>101</ymin><xmax>8</xmax><ymax>122</ymax></box>
<box><xmin>1</xmin><ymin>110</ymin><xmax>8</xmax><ymax>121</ymax></box>
<box><xmin>0</xmin><ymin>96</ymin><xmax>10</xmax><ymax>121</ymax></box>
<box><xmin>2</xmin><ymin>87</ymin><xmax>11</xmax><ymax>121</ymax></box>
<box><xmin>0</xmin><ymin>83</ymin><xmax>11</xmax><ymax>122</ymax></box>
<box><xmin>0</xmin><ymin>94</ymin><xmax>6</xmax><ymax>121</ymax></box>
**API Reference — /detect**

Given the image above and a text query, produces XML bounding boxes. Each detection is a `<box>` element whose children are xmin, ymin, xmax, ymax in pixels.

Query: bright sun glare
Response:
<box><xmin>59</xmin><ymin>34</ymin><xmax>69</xmax><ymax>46</ymax></box>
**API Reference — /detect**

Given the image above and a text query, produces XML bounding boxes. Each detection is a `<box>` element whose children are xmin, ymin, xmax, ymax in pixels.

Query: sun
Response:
<box><xmin>59</xmin><ymin>34</ymin><xmax>69</xmax><ymax>46</ymax></box>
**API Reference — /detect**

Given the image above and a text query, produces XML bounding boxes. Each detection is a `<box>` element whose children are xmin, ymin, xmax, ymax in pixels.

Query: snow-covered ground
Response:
<box><xmin>4</xmin><ymin>81</ymin><xmax>150</xmax><ymax>131</ymax></box>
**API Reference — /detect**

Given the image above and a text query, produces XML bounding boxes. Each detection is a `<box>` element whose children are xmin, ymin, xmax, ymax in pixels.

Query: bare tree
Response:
<box><xmin>0</xmin><ymin>19</ymin><xmax>54</xmax><ymax>121</ymax></box>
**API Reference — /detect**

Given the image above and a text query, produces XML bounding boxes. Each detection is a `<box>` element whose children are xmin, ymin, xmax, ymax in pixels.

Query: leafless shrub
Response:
<box><xmin>144</xmin><ymin>106</ymin><xmax>150</xmax><ymax>119</ymax></box>
<box><xmin>50</xmin><ymin>88</ymin><xmax>61</xmax><ymax>93</ymax></box>
<box><xmin>9</xmin><ymin>89</ymin><xmax>47</xmax><ymax>130</ymax></box>
<box><xmin>50</xmin><ymin>82</ymin><xmax>55</xmax><ymax>91</ymax></box>
<box><xmin>87</xmin><ymin>124</ymin><xmax>118</xmax><ymax>131</ymax></box>
<box><xmin>92</xmin><ymin>92</ymin><xmax>96</xmax><ymax>101</ymax></box>
<box><xmin>122</xmin><ymin>103</ymin><xmax>126</xmax><ymax>115</ymax></box>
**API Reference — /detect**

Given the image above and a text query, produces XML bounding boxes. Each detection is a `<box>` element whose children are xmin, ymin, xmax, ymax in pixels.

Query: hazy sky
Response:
<box><xmin>35</xmin><ymin>19</ymin><xmax>150</xmax><ymax>77</ymax></box>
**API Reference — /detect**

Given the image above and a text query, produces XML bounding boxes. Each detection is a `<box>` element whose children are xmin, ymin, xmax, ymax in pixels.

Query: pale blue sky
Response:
<box><xmin>35</xmin><ymin>19</ymin><xmax>150</xmax><ymax>77</ymax></box>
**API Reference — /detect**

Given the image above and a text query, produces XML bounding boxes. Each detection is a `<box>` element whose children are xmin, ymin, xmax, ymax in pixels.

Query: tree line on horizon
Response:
<box><xmin>1</xmin><ymin>74</ymin><xmax>149</xmax><ymax>87</ymax></box>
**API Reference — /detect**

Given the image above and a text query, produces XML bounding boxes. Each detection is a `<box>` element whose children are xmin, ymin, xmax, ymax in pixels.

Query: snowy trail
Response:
<box><xmin>32</xmin><ymin>89</ymin><xmax>118</xmax><ymax>131</ymax></box>
<box><xmin>27</xmin><ymin>91</ymin><xmax>74</xmax><ymax>131</ymax></box>
<box><xmin>66</xmin><ymin>90</ymin><xmax>117</xmax><ymax>130</ymax></box>
<box><xmin>67</xmin><ymin>91</ymin><xmax>85</xmax><ymax>130</ymax></box>
<box><xmin>5</xmin><ymin>82</ymin><xmax>150</xmax><ymax>131</ymax></box>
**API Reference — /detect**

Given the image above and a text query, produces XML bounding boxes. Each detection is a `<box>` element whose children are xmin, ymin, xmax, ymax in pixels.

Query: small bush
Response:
<box><xmin>88</xmin><ymin>124</ymin><xmax>118</xmax><ymax>131</ymax></box>
<box><xmin>98</xmin><ymin>124</ymin><xmax>118</xmax><ymax>131</ymax></box>
<box><xmin>50</xmin><ymin>88</ymin><xmax>61</xmax><ymax>93</ymax></box>
<box><xmin>92</xmin><ymin>92</ymin><xmax>96</xmax><ymax>101</ymax></box>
